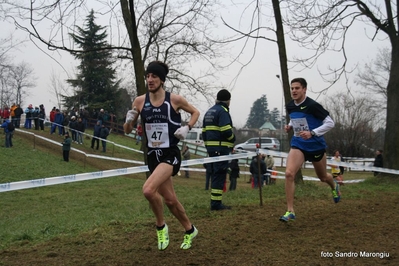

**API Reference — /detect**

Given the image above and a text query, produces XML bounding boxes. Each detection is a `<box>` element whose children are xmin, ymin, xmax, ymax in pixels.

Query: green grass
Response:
<box><xmin>0</xmin><ymin>130</ymin><xmax>398</xmax><ymax>250</ymax></box>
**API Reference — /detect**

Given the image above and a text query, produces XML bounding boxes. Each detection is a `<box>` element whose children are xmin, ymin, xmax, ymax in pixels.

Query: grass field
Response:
<box><xmin>0</xmin><ymin>129</ymin><xmax>398</xmax><ymax>265</ymax></box>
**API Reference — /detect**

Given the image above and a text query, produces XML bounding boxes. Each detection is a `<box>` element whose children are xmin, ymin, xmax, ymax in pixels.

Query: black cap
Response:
<box><xmin>217</xmin><ymin>89</ymin><xmax>231</xmax><ymax>101</ymax></box>
<box><xmin>145</xmin><ymin>62</ymin><xmax>168</xmax><ymax>82</ymax></box>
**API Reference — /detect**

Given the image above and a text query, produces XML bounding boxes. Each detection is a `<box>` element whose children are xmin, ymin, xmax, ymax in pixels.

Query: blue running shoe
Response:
<box><xmin>332</xmin><ymin>181</ymin><xmax>341</xmax><ymax>203</ymax></box>
<box><xmin>279</xmin><ymin>211</ymin><xmax>296</xmax><ymax>222</ymax></box>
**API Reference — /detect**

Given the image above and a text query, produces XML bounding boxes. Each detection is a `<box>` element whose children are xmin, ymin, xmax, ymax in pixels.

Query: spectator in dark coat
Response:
<box><xmin>1</xmin><ymin>119</ymin><xmax>14</xmax><ymax>148</ymax></box>
<box><xmin>24</xmin><ymin>104</ymin><xmax>34</xmax><ymax>129</ymax></box>
<box><xmin>228</xmin><ymin>153</ymin><xmax>240</xmax><ymax>191</ymax></box>
<box><xmin>75</xmin><ymin>117</ymin><xmax>86</xmax><ymax>144</ymax></box>
<box><xmin>91</xmin><ymin>121</ymin><xmax>102</xmax><ymax>150</ymax></box>
<box><xmin>373</xmin><ymin>149</ymin><xmax>383</xmax><ymax>176</ymax></box>
<box><xmin>14</xmin><ymin>104</ymin><xmax>23</xmax><ymax>128</ymax></box>
<box><xmin>250</xmin><ymin>154</ymin><xmax>267</xmax><ymax>188</ymax></box>
<box><xmin>69</xmin><ymin>116</ymin><xmax>77</xmax><ymax>143</ymax></box>
<box><xmin>32</xmin><ymin>106</ymin><xmax>40</xmax><ymax>130</ymax></box>
<box><xmin>61</xmin><ymin>132</ymin><xmax>72</xmax><ymax>162</ymax></box>
<box><xmin>38</xmin><ymin>104</ymin><xmax>46</xmax><ymax>130</ymax></box>
<box><xmin>99</xmin><ymin>123</ymin><xmax>110</xmax><ymax>152</ymax></box>
<box><xmin>51</xmin><ymin>109</ymin><xmax>64</xmax><ymax>135</ymax></box>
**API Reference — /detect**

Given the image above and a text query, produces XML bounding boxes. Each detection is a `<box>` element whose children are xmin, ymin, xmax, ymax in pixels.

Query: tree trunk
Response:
<box><xmin>272</xmin><ymin>0</ymin><xmax>303</xmax><ymax>183</ymax></box>
<box><xmin>384</xmin><ymin>40</ymin><xmax>399</xmax><ymax>173</ymax></box>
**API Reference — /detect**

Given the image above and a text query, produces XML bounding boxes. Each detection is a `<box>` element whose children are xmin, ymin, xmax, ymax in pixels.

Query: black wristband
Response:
<box><xmin>188</xmin><ymin>125</ymin><xmax>192</xmax><ymax>130</ymax></box>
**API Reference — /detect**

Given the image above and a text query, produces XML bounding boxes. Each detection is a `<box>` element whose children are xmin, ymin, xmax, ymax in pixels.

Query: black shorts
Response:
<box><xmin>147</xmin><ymin>146</ymin><xmax>181</xmax><ymax>176</ymax></box>
<box><xmin>292</xmin><ymin>147</ymin><xmax>326</xmax><ymax>162</ymax></box>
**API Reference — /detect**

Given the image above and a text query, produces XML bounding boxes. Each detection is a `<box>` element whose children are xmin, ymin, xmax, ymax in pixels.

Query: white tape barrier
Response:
<box><xmin>22</xmin><ymin>119</ymin><xmax>144</xmax><ymax>155</ymax></box>
<box><xmin>0</xmin><ymin>165</ymin><xmax>150</xmax><ymax>192</ymax></box>
<box><xmin>180</xmin><ymin>168</ymin><xmax>364</xmax><ymax>184</ymax></box>
<box><xmin>19</xmin><ymin>128</ymin><xmax>396</xmax><ymax>175</ymax></box>
<box><xmin>257</xmin><ymin>148</ymin><xmax>399</xmax><ymax>176</ymax></box>
<box><xmin>2</xmin><ymin>132</ymin><xmax>395</xmax><ymax>192</ymax></box>
<box><xmin>0</xmin><ymin>149</ymin><xmax>373</xmax><ymax>193</ymax></box>
<box><xmin>16</xmin><ymin>129</ymin><xmax>144</xmax><ymax>164</ymax></box>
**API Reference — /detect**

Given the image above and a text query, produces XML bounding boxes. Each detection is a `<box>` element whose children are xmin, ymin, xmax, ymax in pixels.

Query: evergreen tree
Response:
<box><xmin>245</xmin><ymin>95</ymin><xmax>270</xmax><ymax>129</ymax></box>
<box><xmin>270</xmin><ymin>107</ymin><xmax>280</xmax><ymax>128</ymax></box>
<box><xmin>65</xmin><ymin>10</ymin><xmax>122</xmax><ymax>115</ymax></box>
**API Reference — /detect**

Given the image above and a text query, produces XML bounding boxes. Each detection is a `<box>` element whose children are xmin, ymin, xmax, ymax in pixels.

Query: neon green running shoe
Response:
<box><xmin>157</xmin><ymin>224</ymin><xmax>169</xmax><ymax>251</ymax></box>
<box><xmin>332</xmin><ymin>181</ymin><xmax>341</xmax><ymax>203</ymax></box>
<box><xmin>180</xmin><ymin>226</ymin><xmax>198</xmax><ymax>250</ymax></box>
<box><xmin>279</xmin><ymin>211</ymin><xmax>296</xmax><ymax>222</ymax></box>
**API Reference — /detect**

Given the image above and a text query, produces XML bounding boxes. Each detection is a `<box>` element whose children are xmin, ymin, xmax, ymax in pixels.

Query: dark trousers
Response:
<box><xmin>39</xmin><ymin>119</ymin><xmax>44</xmax><ymax>130</ymax></box>
<box><xmin>63</xmin><ymin>150</ymin><xmax>70</xmax><ymax>162</ymax></box>
<box><xmin>208</xmin><ymin>150</ymin><xmax>230</xmax><ymax>208</ymax></box>
<box><xmin>34</xmin><ymin>119</ymin><xmax>39</xmax><ymax>130</ymax></box>
<box><xmin>5</xmin><ymin>132</ymin><xmax>13</xmax><ymax>148</ymax></box>
<box><xmin>205</xmin><ymin>164</ymin><xmax>212</xmax><ymax>190</ymax></box>
<box><xmin>101</xmin><ymin>140</ymin><xmax>107</xmax><ymax>152</ymax></box>
<box><xmin>229</xmin><ymin>176</ymin><xmax>237</xmax><ymax>191</ymax></box>
<box><xmin>91</xmin><ymin>137</ymin><xmax>99</xmax><ymax>150</ymax></box>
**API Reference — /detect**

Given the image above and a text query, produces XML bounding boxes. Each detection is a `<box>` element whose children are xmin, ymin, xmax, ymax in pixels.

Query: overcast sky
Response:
<box><xmin>1</xmin><ymin>1</ymin><xmax>388</xmax><ymax>127</ymax></box>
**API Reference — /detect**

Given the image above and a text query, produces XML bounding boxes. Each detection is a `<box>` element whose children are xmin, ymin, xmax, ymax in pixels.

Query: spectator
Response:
<box><xmin>32</xmin><ymin>106</ymin><xmax>40</xmax><ymax>130</ymax></box>
<box><xmin>75</xmin><ymin>117</ymin><xmax>86</xmax><ymax>144</ymax></box>
<box><xmin>24</xmin><ymin>104</ymin><xmax>33</xmax><ymax>129</ymax></box>
<box><xmin>1</xmin><ymin>105</ymin><xmax>10</xmax><ymax>123</ymax></box>
<box><xmin>10</xmin><ymin>103</ymin><xmax>17</xmax><ymax>127</ymax></box>
<box><xmin>62</xmin><ymin>111</ymin><xmax>70</xmax><ymax>135</ymax></box>
<box><xmin>49</xmin><ymin>107</ymin><xmax>56</xmax><ymax>123</ymax></box>
<box><xmin>1</xmin><ymin>118</ymin><xmax>14</xmax><ymax>148</ymax></box>
<box><xmin>61</xmin><ymin>132</ymin><xmax>72</xmax><ymax>162</ymax></box>
<box><xmin>182</xmin><ymin>145</ymin><xmax>190</xmax><ymax>178</ymax></box>
<box><xmin>100</xmin><ymin>123</ymin><xmax>110</xmax><ymax>152</ymax></box>
<box><xmin>97</xmin><ymin>108</ymin><xmax>105</xmax><ymax>125</ymax></box>
<box><xmin>250</xmin><ymin>154</ymin><xmax>267</xmax><ymax>188</ymax></box>
<box><xmin>264</xmin><ymin>152</ymin><xmax>275</xmax><ymax>185</ymax></box>
<box><xmin>202</xmin><ymin>89</ymin><xmax>235</xmax><ymax>211</ymax></box>
<box><xmin>80</xmin><ymin>107</ymin><xmax>89</xmax><ymax>129</ymax></box>
<box><xmin>92</xmin><ymin>109</ymin><xmax>98</xmax><ymax>121</ymax></box>
<box><xmin>51</xmin><ymin>109</ymin><xmax>64</xmax><ymax>135</ymax></box>
<box><xmin>39</xmin><ymin>104</ymin><xmax>46</xmax><ymax>130</ymax></box>
<box><xmin>228</xmin><ymin>151</ymin><xmax>240</xmax><ymax>191</ymax></box>
<box><xmin>373</xmin><ymin>149</ymin><xmax>383</xmax><ymax>176</ymax></box>
<box><xmin>69</xmin><ymin>116</ymin><xmax>78</xmax><ymax>143</ymax></box>
<box><xmin>91</xmin><ymin>121</ymin><xmax>101</xmax><ymax>150</ymax></box>
<box><xmin>14</xmin><ymin>104</ymin><xmax>23</xmax><ymax>128</ymax></box>
<box><xmin>69</xmin><ymin>108</ymin><xmax>78</xmax><ymax>118</ymax></box>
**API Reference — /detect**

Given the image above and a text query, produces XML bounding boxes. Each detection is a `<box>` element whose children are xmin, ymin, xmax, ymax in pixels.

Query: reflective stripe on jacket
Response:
<box><xmin>202</xmin><ymin>102</ymin><xmax>235</xmax><ymax>149</ymax></box>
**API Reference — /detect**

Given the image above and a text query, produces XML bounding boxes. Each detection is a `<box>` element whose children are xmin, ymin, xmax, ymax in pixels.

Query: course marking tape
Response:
<box><xmin>2</xmin><ymin>132</ymin><xmax>395</xmax><ymax>192</ymax></box>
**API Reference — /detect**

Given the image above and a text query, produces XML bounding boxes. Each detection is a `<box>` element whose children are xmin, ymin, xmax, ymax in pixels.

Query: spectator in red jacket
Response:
<box><xmin>1</xmin><ymin>105</ymin><xmax>10</xmax><ymax>123</ymax></box>
<box><xmin>50</xmin><ymin>107</ymin><xmax>56</xmax><ymax>122</ymax></box>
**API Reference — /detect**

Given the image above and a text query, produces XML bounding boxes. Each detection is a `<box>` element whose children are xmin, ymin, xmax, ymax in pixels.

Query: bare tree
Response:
<box><xmin>284</xmin><ymin>0</ymin><xmax>399</xmax><ymax>172</ymax></box>
<box><xmin>49</xmin><ymin>70</ymin><xmax>70</xmax><ymax>110</ymax></box>
<box><xmin>323</xmin><ymin>92</ymin><xmax>384</xmax><ymax>157</ymax></box>
<box><xmin>355</xmin><ymin>47</ymin><xmax>390</xmax><ymax>104</ymax></box>
<box><xmin>3</xmin><ymin>0</ymin><xmax>228</xmax><ymax>105</ymax></box>
<box><xmin>1</xmin><ymin>60</ymin><xmax>35</xmax><ymax>107</ymax></box>
<box><xmin>9</xmin><ymin>62</ymin><xmax>36</xmax><ymax>105</ymax></box>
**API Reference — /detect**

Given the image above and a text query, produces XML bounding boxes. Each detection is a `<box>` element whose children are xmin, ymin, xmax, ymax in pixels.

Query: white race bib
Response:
<box><xmin>145</xmin><ymin>123</ymin><xmax>170</xmax><ymax>148</ymax></box>
<box><xmin>291</xmin><ymin>118</ymin><xmax>309</xmax><ymax>137</ymax></box>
